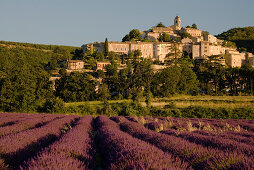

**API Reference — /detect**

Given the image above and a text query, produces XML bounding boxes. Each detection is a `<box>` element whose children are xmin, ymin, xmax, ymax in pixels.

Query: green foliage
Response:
<box><xmin>180</xmin><ymin>32</ymin><xmax>193</xmax><ymax>39</ymax></box>
<box><xmin>0</xmin><ymin>40</ymin><xmax>79</xmax><ymax>60</ymax></box>
<box><xmin>41</xmin><ymin>97</ymin><xmax>64</xmax><ymax>113</ymax></box>
<box><xmin>122</xmin><ymin>34</ymin><xmax>131</xmax><ymax>42</ymax></box>
<box><xmin>222</xmin><ymin>40</ymin><xmax>237</xmax><ymax>48</ymax></box>
<box><xmin>64</xmin><ymin>104</ymin><xmax>97</xmax><ymax>115</ymax></box>
<box><xmin>156</xmin><ymin>22</ymin><xmax>166</xmax><ymax>27</ymax></box>
<box><xmin>192</xmin><ymin>24</ymin><xmax>197</xmax><ymax>29</ymax></box>
<box><xmin>134</xmin><ymin>49</ymin><xmax>142</xmax><ymax>58</ymax></box>
<box><xmin>98</xmin><ymin>84</ymin><xmax>110</xmax><ymax>101</ymax></box>
<box><xmin>0</xmin><ymin>46</ymin><xmax>54</xmax><ymax>112</ymax></box>
<box><xmin>217</xmin><ymin>27</ymin><xmax>254</xmax><ymax>53</ymax></box>
<box><xmin>193</xmin><ymin>59</ymin><xmax>254</xmax><ymax>95</ymax></box>
<box><xmin>122</xmin><ymin>29</ymin><xmax>141</xmax><ymax>42</ymax></box>
<box><xmin>129</xmin><ymin>29</ymin><xmax>141</xmax><ymax>39</ymax></box>
<box><xmin>55</xmin><ymin>72</ymin><xmax>96</xmax><ymax>102</ymax></box>
<box><xmin>180</xmin><ymin>106</ymin><xmax>254</xmax><ymax>120</ymax></box>
<box><xmin>202</xmin><ymin>31</ymin><xmax>209</xmax><ymax>37</ymax></box>
<box><xmin>104</xmin><ymin>38</ymin><xmax>109</xmax><ymax>56</ymax></box>
<box><xmin>151</xmin><ymin>57</ymin><xmax>198</xmax><ymax>97</ymax></box>
<box><xmin>117</xmin><ymin>101</ymin><xmax>146</xmax><ymax>116</ymax></box>
<box><xmin>158</xmin><ymin>33</ymin><xmax>171</xmax><ymax>42</ymax></box>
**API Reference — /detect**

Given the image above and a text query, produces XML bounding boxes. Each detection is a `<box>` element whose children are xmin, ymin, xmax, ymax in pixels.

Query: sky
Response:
<box><xmin>0</xmin><ymin>0</ymin><xmax>253</xmax><ymax>47</ymax></box>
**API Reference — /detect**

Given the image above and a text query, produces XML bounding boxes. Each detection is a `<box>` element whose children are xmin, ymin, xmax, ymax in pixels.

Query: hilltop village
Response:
<box><xmin>79</xmin><ymin>16</ymin><xmax>253</xmax><ymax>69</ymax></box>
<box><xmin>0</xmin><ymin>16</ymin><xmax>254</xmax><ymax>114</ymax></box>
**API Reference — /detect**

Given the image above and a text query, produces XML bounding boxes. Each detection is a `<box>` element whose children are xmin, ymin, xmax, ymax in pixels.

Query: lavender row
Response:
<box><xmin>193</xmin><ymin>130</ymin><xmax>254</xmax><ymax>146</ymax></box>
<box><xmin>139</xmin><ymin>116</ymin><xmax>254</xmax><ymax>133</ymax></box>
<box><xmin>0</xmin><ymin>115</ymin><xmax>79</xmax><ymax>168</ymax></box>
<box><xmin>21</xmin><ymin>115</ymin><xmax>95</xmax><ymax>170</ymax></box>
<box><xmin>161</xmin><ymin>129</ymin><xmax>254</xmax><ymax>157</ymax></box>
<box><xmin>0</xmin><ymin>113</ymin><xmax>32</xmax><ymax>127</ymax></box>
<box><xmin>0</xmin><ymin>158</ymin><xmax>7</xmax><ymax>170</ymax></box>
<box><xmin>144</xmin><ymin>119</ymin><xmax>254</xmax><ymax>147</ymax></box>
<box><xmin>0</xmin><ymin>114</ymin><xmax>63</xmax><ymax>136</ymax></box>
<box><xmin>96</xmin><ymin>116</ymin><xmax>190</xmax><ymax>169</ymax></box>
<box><xmin>116</xmin><ymin>117</ymin><xmax>254</xmax><ymax>169</ymax></box>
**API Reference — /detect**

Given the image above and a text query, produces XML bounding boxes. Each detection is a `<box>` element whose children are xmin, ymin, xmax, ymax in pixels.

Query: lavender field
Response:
<box><xmin>0</xmin><ymin>113</ymin><xmax>253</xmax><ymax>169</ymax></box>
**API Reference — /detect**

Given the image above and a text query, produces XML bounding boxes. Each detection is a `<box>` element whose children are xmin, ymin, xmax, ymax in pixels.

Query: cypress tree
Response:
<box><xmin>104</xmin><ymin>38</ymin><xmax>109</xmax><ymax>56</ymax></box>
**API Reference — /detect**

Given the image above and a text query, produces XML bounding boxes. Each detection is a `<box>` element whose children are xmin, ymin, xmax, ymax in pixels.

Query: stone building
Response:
<box><xmin>82</xmin><ymin>16</ymin><xmax>252</xmax><ymax>68</ymax></box>
<box><xmin>225</xmin><ymin>50</ymin><xmax>246</xmax><ymax>67</ymax></box>
<box><xmin>67</xmin><ymin>60</ymin><xmax>84</xmax><ymax>70</ymax></box>
<box><xmin>142</xmin><ymin>16</ymin><xmax>182</xmax><ymax>41</ymax></box>
<box><xmin>96</xmin><ymin>61</ymin><xmax>111</xmax><ymax>71</ymax></box>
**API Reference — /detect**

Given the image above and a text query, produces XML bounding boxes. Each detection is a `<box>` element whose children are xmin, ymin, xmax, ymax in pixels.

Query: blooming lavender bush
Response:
<box><xmin>0</xmin><ymin>114</ymin><xmax>63</xmax><ymax>136</ymax></box>
<box><xmin>96</xmin><ymin>116</ymin><xmax>191</xmax><ymax>169</ymax></box>
<box><xmin>0</xmin><ymin>115</ymin><xmax>79</xmax><ymax>167</ymax></box>
<box><xmin>22</xmin><ymin>115</ymin><xmax>95</xmax><ymax>170</ymax></box>
<box><xmin>118</xmin><ymin>118</ymin><xmax>254</xmax><ymax>169</ymax></box>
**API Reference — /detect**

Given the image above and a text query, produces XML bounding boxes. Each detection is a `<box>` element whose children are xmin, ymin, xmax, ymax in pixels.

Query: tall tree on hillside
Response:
<box><xmin>104</xmin><ymin>38</ymin><xmax>109</xmax><ymax>56</ymax></box>
<box><xmin>165</xmin><ymin>41</ymin><xmax>182</xmax><ymax>65</ymax></box>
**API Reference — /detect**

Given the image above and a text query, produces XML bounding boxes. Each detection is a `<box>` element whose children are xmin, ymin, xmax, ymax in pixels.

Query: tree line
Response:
<box><xmin>0</xmin><ymin>41</ymin><xmax>254</xmax><ymax>113</ymax></box>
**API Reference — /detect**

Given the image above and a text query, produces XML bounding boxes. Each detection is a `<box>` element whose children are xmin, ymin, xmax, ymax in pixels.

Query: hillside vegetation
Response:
<box><xmin>0</xmin><ymin>41</ymin><xmax>80</xmax><ymax>112</ymax></box>
<box><xmin>217</xmin><ymin>27</ymin><xmax>254</xmax><ymax>53</ymax></box>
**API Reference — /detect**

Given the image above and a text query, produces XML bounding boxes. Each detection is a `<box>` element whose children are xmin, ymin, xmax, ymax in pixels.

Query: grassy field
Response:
<box><xmin>65</xmin><ymin>95</ymin><xmax>254</xmax><ymax>109</ymax></box>
<box><xmin>65</xmin><ymin>99</ymin><xmax>131</xmax><ymax>107</ymax></box>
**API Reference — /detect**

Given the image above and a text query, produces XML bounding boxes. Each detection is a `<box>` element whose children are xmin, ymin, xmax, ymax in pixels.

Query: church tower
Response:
<box><xmin>174</xmin><ymin>16</ymin><xmax>181</xmax><ymax>30</ymax></box>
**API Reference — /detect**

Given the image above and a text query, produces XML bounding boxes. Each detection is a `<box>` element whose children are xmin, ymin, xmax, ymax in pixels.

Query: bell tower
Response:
<box><xmin>174</xmin><ymin>16</ymin><xmax>181</xmax><ymax>30</ymax></box>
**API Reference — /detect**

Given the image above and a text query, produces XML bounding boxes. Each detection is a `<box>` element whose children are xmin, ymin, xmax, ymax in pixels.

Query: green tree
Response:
<box><xmin>122</xmin><ymin>34</ymin><xmax>130</xmax><ymax>42</ymax></box>
<box><xmin>165</xmin><ymin>41</ymin><xmax>182</xmax><ymax>65</ymax></box>
<box><xmin>156</xmin><ymin>22</ymin><xmax>165</xmax><ymax>27</ymax></box>
<box><xmin>134</xmin><ymin>49</ymin><xmax>142</xmax><ymax>60</ymax></box>
<box><xmin>158</xmin><ymin>33</ymin><xmax>171</xmax><ymax>42</ymax></box>
<box><xmin>180</xmin><ymin>32</ymin><xmax>193</xmax><ymax>39</ymax></box>
<box><xmin>104</xmin><ymin>38</ymin><xmax>109</xmax><ymax>56</ymax></box>
<box><xmin>129</xmin><ymin>29</ymin><xmax>141</xmax><ymax>40</ymax></box>
<box><xmin>192</xmin><ymin>24</ymin><xmax>197</xmax><ymax>29</ymax></box>
<box><xmin>55</xmin><ymin>72</ymin><xmax>96</xmax><ymax>102</ymax></box>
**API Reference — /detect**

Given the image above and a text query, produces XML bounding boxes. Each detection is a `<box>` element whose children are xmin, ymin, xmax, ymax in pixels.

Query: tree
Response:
<box><xmin>202</xmin><ymin>31</ymin><xmax>209</xmax><ymax>37</ymax></box>
<box><xmin>98</xmin><ymin>84</ymin><xmax>110</xmax><ymax>101</ymax></box>
<box><xmin>165</xmin><ymin>41</ymin><xmax>182</xmax><ymax>65</ymax></box>
<box><xmin>71</xmin><ymin>49</ymin><xmax>84</xmax><ymax>60</ymax></box>
<box><xmin>104</xmin><ymin>38</ymin><xmax>109</xmax><ymax>56</ymax></box>
<box><xmin>134</xmin><ymin>49</ymin><xmax>142</xmax><ymax>59</ymax></box>
<box><xmin>180</xmin><ymin>32</ymin><xmax>193</xmax><ymax>39</ymax></box>
<box><xmin>55</xmin><ymin>72</ymin><xmax>96</xmax><ymax>102</ymax></box>
<box><xmin>122</xmin><ymin>34</ymin><xmax>130</xmax><ymax>42</ymax></box>
<box><xmin>156</xmin><ymin>22</ymin><xmax>165</xmax><ymax>27</ymax></box>
<box><xmin>41</xmin><ymin>97</ymin><xmax>64</xmax><ymax>113</ymax></box>
<box><xmin>192</xmin><ymin>24</ymin><xmax>197</xmax><ymax>29</ymax></box>
<box><xmin>129</xmin><ymin>29</ymin><xmax>141</xmax><ymax>40</ymax></box>
<box><xmin>158</xmin><ymin>33</ymin><xmax>171</xmax><ymax>42</ymax></box>
<box><xmin>96</xmin><ymin>52</ymin><xmax>105</xmax><ymax>61</ymax></box>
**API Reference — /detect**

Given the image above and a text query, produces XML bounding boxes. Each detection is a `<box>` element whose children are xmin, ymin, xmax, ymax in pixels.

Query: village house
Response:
<box><xmin>67</xmin><ymin>60</ymin><xmax>85</xmax><ymax>70</ymax></box>
<box><xmin>82</xmin><ymin>16</ymin><xmax>253</xmax><ymax>68</ymax></box>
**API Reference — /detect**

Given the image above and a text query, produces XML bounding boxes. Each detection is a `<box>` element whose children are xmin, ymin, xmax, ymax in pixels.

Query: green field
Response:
<box><xmin>66</xmin><ymin>95</ymin><xmax>254</xmax><ymax>109</ymax></box>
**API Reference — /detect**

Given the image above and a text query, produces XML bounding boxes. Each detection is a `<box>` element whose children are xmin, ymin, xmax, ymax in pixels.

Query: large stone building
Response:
<box><xmin>82</xmin><ymin>41</ymin><xmax>177</xmax><ymax>62</ymax></box>
<box><xmin>82</xmin><ymin>16</ymin><xmax>253</xmax><ymax>68</ymax></box>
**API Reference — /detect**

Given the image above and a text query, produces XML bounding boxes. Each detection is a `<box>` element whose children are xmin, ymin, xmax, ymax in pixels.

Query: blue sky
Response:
<box><xmin>0</xmin><ymin>0</ymin><xmax>253</xmax><ymax>47</ymax></box>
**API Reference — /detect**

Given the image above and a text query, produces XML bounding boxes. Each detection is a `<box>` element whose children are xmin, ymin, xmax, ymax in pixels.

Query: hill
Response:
<box><xmin>0</xmin><ymin>40</ymin><xmax>80</xmax><ymax>58</ymax></box>
<box><xmin>217</xmin><ymin>27</ymin><xmax>254</xmax><ymax>53</ymax></box>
